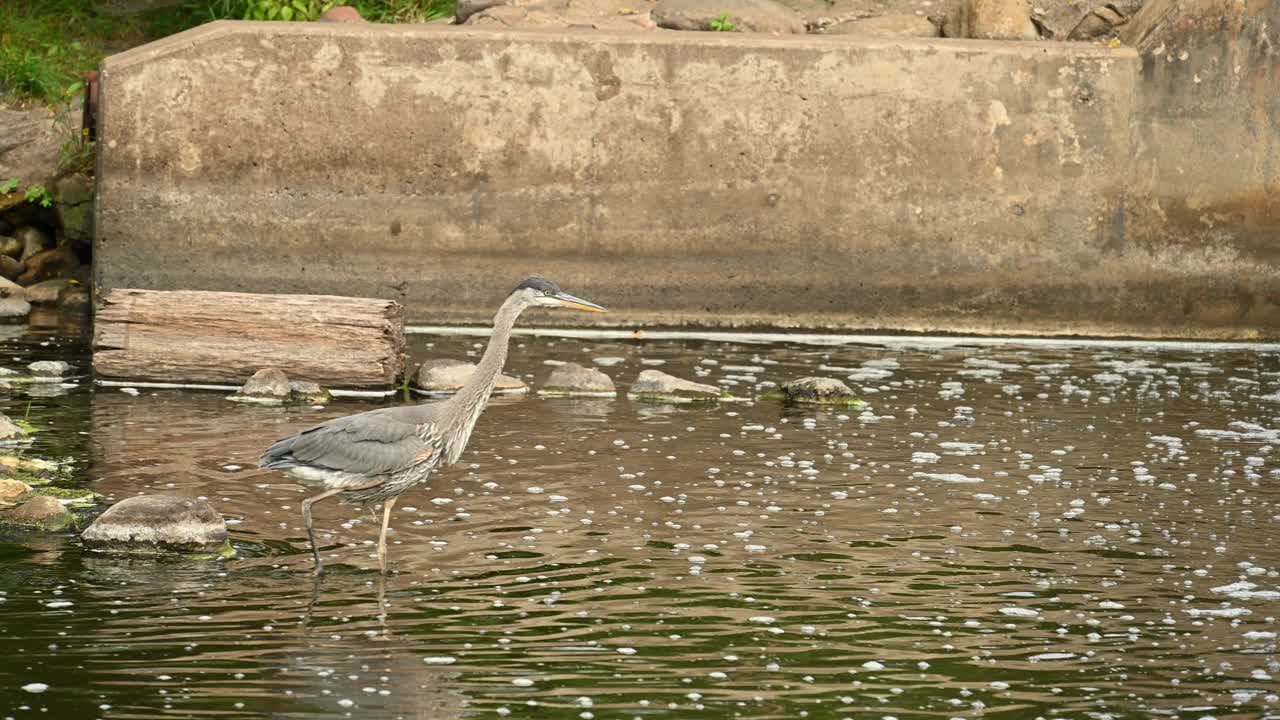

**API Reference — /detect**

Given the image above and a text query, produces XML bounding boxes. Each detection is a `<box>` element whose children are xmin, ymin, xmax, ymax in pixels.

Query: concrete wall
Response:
<box><xmin>93</xmin><ymin>20</ymin><xmax>1276</xmax><ymax>339</ymax></box>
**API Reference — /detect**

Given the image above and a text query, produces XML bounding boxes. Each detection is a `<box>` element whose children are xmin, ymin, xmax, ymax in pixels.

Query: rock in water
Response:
<box><xmin>0</xmin><ymin>255</ymin><xmax>24</xmax><ymax>280</ymax></box>
<box><xmin>27</xmin><ymin>360</ymin><xmax>71</xmax><ymax>378</ymax></box>
<box><xmin>0</xmin><ymin>413</ymin><xmax>30</xmax><ymax>443</ymax></box>
<box><xmin>228</xmin><ymin>367</ymin><xmax>292</xmax><ymax>405</ymax></box>
<box><xmin>1</xmin><ymin>495</ymin><xmax>73</xmax><ymax>531</ymax></box>
<box><xmin>0</xmin><ymin>477</ymin><xmax>33</xmax><ymax>503</ymax></box>
<box><xmin>288</xmin><ymin>380</ymin><xmax>331</xmax><ymax>405</ymax></box>
<box><xmin>652</xmin><ymin>0</ymin><xmax>804</xmax><ymax>33</ymax></box>
<box><xmin>22</xmin><ymin>278</ymin><xmax>73</xmax><ymax>305</ymax></box>
<box><xmin>628</xmin><ymin>369</ymin><xmax>727</xmax><ymax>403</ymax></box>
<box><xmin>413</xmin><ymin>359</ymin><xmax>528</xmax><ymax>395</ymax></box>
<box><xmin>81</xmin><ymin>495</ymin><xmax>230</xmax><ymax>555</ymax></box>
<box><xmin>0</xmin><ymin>296</ymin><xmax>30</xmax><ymax>322</ymax></box>
<box><xmin>537</xmin><ymin>362</ymin><xmax>617</xmax><ymax>397</ymax></box>
<box><xmin>766</xmin><ymin>376</ymin><xmax>865</xmax><ymax>406</ymax></box>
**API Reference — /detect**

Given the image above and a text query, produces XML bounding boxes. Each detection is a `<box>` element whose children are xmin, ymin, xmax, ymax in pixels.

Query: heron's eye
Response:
<box><xmin>544</xmin><ymin>290</ymin><xmax>553</xmax><ymax>296</ymax></box>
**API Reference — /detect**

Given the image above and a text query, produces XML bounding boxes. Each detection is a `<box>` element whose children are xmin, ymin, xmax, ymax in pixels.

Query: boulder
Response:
<box><xmin>414</xmin><ymin>359</ymin><xmax>528</xmax><ymax>395</ymax></box>
<box><xmin>17</xmin><ymin>246</ymin><xmax>80</xmax><ymax>286</ymax></box>
<box><xmin>16</xmin><ymin>226</ymin><xmax>52</xmax><ymax>263</ymax></box>
<box><xmin>22</xmin><ymin>278</ymin><xmax>72</xmax><ymax>304</ymax></box>
<box><xmin>464</xmin><ymin>0</ymin><xmax>657</xmax><ymax>29</ymax></box>
<box><xmin>0</xmin><ymin>477</ymin><xmax>32</xmax><ymax>503</ymax></box>
<box><xmin>28</xmin><ymin>360</ymin><xmax>71</xmax><ymax>378</ymax></box>
<box><xmin>1</xmin><ymin>495</ymin><xmax>73</xmax><ymax>531</ymax></box>
<box><xmin>0</xmin><ymin>255</ymin><xmax>24</xmax><ymax>280</ymax></box>
<box><xmin>80</xmin><ymin>494</ymin><xmax>230</xmax><ymax>555</ymax></box>
<box><xmin>946</xmin><ymin>0</ymin><xmax>1038</xmax><ymax>39</ymax></box>
<box><xmin>537</xmin><ymin>362</ymin><xmax>617</xmax><ymax>397</ymax></box>
<box><xmin>765</xmin><ymin>376</ymin><xmax>865</xmax><ymax>406</ymax></box>
<box><xmin>228</xmin><ymin>367</ymin><xmax>292</xmax><ymax>405</ymax></box>
<box><xmin>53</xmin><ymin>174</ymin><xmax>94</xmax><ymax>247</ymax></box>
<box><xmin>0</xmin><ymin>414</ymin><xmax>29</xmax><ymax>442</ymax></box>
<box><xmin>0</xmin><ymin>235</ymin><xmax>21</xmax><ymax>258</ymax></box>
<box><xmin>653</xmin><ymin>0</ymin><xmax>805</xmax><ymax>33</ymax></box>
<box><xmin>288</xmin><ymin>380</ymin><xmax>331</xmax><ymax>405</ymax></box>
<box><xmin>828</xmin><ymin>13</ymin><xmax>940</xmax><ymax>36</ymax></box>
<box><xmin>628</xmin><ymin>369</ymin><xmax>727</xmax><ymax>402</ymax></box>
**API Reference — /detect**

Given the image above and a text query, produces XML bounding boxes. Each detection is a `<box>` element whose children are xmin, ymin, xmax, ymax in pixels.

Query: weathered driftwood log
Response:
<box><xmin>93</xmin><ymin>289</ymin><xmax>405</xmax><ymax>388</ymax></box>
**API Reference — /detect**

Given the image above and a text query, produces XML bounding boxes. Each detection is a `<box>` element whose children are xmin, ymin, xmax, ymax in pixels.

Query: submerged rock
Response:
<box><xmin>537</xmin><ymin>362</ymin><xmax>617</xmax><ymax>397</ymax></box>
<box><xmin>288</xmin><ymin>380</ymin><xmax>331</xmax><ymax>406</ymax></box>
<box><xmin>81</xmin><ymin>495</ymin><xmax>230</xmax><ymax>556</ymax></box>
<box><xmin>1</xmin><ymin>495</ymin><xmax>73</xmax><ymax>531</ymax></box>
<box><xmin>228</xmin><ymin>367</ymin><xmax>292</xmax><ymax>405</ymax></box>
<box><xmin>762</xmin><ymin>376</ymin><xmax>865</xmax><ymax>407</ymax></box>
<box><xmin>414</xmin><ymin>359</ymin><xmax>528</xmax><ymax>395</ymax></box>
<box><xmin>628</xmin><ymin>369</ymin><xmax>727</xmax><ymax>403</ymax></box>
<box><xmin>27</xmin><ymin>360</ymin><xmax>71</xmax><ymax>378</ymax></box>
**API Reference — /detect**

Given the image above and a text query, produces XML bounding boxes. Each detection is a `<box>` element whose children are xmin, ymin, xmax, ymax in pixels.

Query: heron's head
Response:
<box><xmin>512</xmin><ymin>275</ymin><xmax>607</xmax><ymax>313</ymax></box>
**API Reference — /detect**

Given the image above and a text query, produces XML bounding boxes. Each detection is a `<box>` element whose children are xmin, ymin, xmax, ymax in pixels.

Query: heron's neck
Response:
<box><xmin>442</xmin><ymin>296</ymin><xmax>522</xmax><ymax>443</ymax></box>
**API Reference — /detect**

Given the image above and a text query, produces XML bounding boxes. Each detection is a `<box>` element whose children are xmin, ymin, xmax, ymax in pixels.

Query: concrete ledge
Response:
<box><xmin>95</xmin><ymin>21</ymin><xmax>1275</xmax><ymax>339</ymax></box>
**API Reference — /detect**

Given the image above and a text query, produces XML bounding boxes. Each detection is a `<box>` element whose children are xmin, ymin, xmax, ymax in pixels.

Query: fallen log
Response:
<box><xmin>93</xmin><ymin>289</ymin><xmax>405</xmax><ymax>389</ymax></box>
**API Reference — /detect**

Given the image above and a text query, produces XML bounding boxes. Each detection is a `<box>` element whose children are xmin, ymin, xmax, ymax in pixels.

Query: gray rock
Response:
<box><xmin>22</xmin><ymin>278</ymin><xmax>72</xmax><ymax>304</ymax></box>
<box><xmin>828</xmin><ymin>13</ymin><xmax>939</xmax><ymax>36</ymax></box>
<box><xmin>653</xmin><ymin>0</ymin><xmax>805</xmax><ymax>33</ymax></box>
<box><xmin>0</xmin><ymin>495</ymin><xmax>73</xmax><ymax>531</ymax></box>
<box><xmin>413</xmin><ymin>359</ymin><xmax>528</xmax><ymax>395</ymax></box>
<box><xmin>0</xmin><ymin>235</ymin><xmax>21</xmax><ymax>258</ymax></box>
<box><xmin>537</xmin><ymin>362</ymin><xmax>617</xmax><ymax>397</ymax></box>
<box><xmin>0</xmin><ymin>296</ymin><xmax>31</xmax><ymax>322</ymax></box>
<box><xmin>289</xmin><ymin>380</ymin><xmax>331</xmax><ymax>405</ymax></box>
<box><xmin>946</xmin><ymin>0</ymin><xmax>1038</xmax><ymax>39</ymax></box>
<box><xmin>0</xmin><ymin>413</ymin><xmax>29</xmax><ymax>442</ymax></box>
<box><xmin>16</xmin><ymin>226</ymin><xmax>52</xmax><ymax>263</ymax></box>
<box><xmin>628</xmin><ymin>369</ymin><xmax>727</xmax><ymax>403</ymax></box>
<box><xmin>228</xmin><ymin>367</ymin><xmax>292</xmax><ymax>405</ymax></box>
<box><xmin>27</xmin><ymin>360</ymin><xmax>71</xmax><ymax>378</ymax></box>
<box><xmin>768</xmin><ymin>376</ymin><xmax>865</xmax><ymax>406</ymax></box>
<box><xmin>80</xmin><ymin>494</ymin><xmax>230</xmax><ymax>555</ymax></box>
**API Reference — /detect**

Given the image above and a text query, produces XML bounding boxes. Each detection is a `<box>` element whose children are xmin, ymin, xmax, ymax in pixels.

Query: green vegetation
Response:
<box><xmin>708</xmin><ymin>11</ymin><xmax>735</xmax><ymax>31</ymax></box>
<box><xmin>0</xmin><ymin>0</ymin><xmax>454</xmax><ymax>106</ymax></box>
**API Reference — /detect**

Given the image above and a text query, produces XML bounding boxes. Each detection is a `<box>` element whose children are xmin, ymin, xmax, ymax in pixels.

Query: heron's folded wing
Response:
<box><xmin>260</xmin><ymin>411</ymin><xmax>431</xmax><ymax>477</ymax></box>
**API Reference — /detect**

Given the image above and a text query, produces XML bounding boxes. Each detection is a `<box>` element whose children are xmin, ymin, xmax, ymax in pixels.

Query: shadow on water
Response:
<box><xmin>2</xmin><ymin>324</ymin><xmax>1279</xmax><ymax>718</ymax></box>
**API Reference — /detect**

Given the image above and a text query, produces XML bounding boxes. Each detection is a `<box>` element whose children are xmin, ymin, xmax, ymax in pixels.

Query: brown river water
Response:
<box><xmin>1</xmin><ymin>321</ymin><xmax>1278</xmax><ymax>719</ymax></box>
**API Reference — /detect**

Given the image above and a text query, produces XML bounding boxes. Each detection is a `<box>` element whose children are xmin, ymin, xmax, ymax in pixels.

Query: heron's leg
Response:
<box><xmin>377</xmin><ymin>496</ymin><xmax>398</xmax><ymax>574</ymax></box>
<box><xmin>302</xmin><ymin>487</ymin><xmax>347</xmax><ymax>575</ymax></box>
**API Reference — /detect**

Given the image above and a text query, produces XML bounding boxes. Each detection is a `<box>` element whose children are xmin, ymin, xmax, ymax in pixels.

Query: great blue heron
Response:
<box><xmin>258</xmin><ymin>275</ymin><xmax>606</xmax><ymax>574</ymax></box>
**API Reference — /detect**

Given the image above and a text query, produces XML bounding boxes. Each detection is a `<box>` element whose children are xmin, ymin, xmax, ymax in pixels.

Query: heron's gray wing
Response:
<box><xmin>259</xmin><ymin>408</ymin><xmax>435</xmax><ymax>477</ymax></box>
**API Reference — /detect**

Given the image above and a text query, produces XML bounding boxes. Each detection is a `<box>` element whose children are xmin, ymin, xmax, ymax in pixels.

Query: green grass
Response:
<box><xmin>0</xmin><ymin>0</ymin><xmax>209</xmax><ymax>104</ymax></box>
<box><xmin>0</xmin><ymin>0</ymin><xmax>455</xmax><ymax>104</ymax></box>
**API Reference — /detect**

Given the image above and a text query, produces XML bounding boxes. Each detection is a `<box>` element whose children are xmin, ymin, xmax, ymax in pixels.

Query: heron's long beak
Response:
<box><xmin>553</xmin><ymin>292</ymin><xmax>607</xmax><ymax>313</ymax></box>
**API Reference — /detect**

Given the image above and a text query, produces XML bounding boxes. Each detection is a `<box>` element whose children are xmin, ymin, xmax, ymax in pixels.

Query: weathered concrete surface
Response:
<box><xmin>93</xmin><ymin>21</ymin><xmax>1275</xmax><ymax>339</ymax></box>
